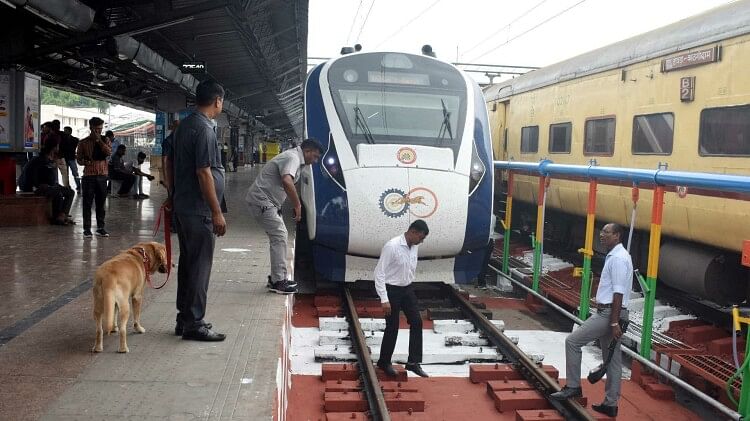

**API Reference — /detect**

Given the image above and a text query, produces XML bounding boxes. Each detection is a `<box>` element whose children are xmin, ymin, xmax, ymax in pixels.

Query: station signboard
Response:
<box><xmin>661</xmin><ymin>46</ymin><xmax>720</xmax><ymax>72</ymax></box>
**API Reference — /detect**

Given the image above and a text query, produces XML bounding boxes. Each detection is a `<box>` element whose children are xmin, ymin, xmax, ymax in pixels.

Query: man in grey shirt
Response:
<box><xmin>245</xmin><ymin>139</ymin><xmax>322</xmax><ymax>294</ymax></box>
<box><xmin>165</xmin><ymin>79</ymin><xmax>227</xmax><ymax>342</ymax></box>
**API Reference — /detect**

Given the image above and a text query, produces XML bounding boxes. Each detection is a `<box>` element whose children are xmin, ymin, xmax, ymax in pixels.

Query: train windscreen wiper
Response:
<box><xmin>437</xmin><ymin>98</ymin><xmax>453</xmax><ymax>146</ymax></box>
<box><xmin>353</xmin><ymin>96</ymin><xmax>375</xmax><ymax>144</ymax></box>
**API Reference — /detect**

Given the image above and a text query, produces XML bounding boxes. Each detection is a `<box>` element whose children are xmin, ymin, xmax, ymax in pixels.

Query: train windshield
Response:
<box><xmin>328</xmin><ymin>53</ymin><xmax>467</xmax><ymax>157</ymax></box>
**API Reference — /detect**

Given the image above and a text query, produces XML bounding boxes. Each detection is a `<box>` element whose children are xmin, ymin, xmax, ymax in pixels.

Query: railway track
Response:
<box><xmin>339</xmin><ymin>283</ymin><xmax>595</xmax><ymax>420</ymax></box>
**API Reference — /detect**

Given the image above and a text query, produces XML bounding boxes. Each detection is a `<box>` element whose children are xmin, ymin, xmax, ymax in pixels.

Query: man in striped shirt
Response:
<box><xmin>76</xmin><ymin>117</ymin><xmax>111</xmax><ymax>238</ymax></box>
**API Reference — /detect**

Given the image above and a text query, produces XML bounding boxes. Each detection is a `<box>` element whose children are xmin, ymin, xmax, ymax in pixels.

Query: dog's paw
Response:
<box><xmin>118</xmin><ymin>346</ymin><xmax>129</xmax><ymax>353</ymax></box>
<box><xmin>134</xmin><ymin>324</ymin><xmax>146</xmax><ymax>334</ymax></box>
<box><xmin>92</xmin><ymin>346</ymin><xmax>103</xmax><ymax>353</ymax></box>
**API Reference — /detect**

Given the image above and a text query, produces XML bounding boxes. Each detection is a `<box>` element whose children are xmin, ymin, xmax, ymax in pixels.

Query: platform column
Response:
<box><xmin>502</xmin><ymin>172</ymin><xmax>514</xmax><ymax>275</ymax></box>
<box><xmin>578</xmin><ymin>180</ymin><xmax>597</xmax><ymax>320</ymax></box>
<box><xmin>531</xmin><ymin>176</ymin><xmax>547</xmax><ymax>292</ymax></box>
<box><xmin>640</xmin><ymin>185</ymin><xmax>664</xmax><ymax>359</ymax></box>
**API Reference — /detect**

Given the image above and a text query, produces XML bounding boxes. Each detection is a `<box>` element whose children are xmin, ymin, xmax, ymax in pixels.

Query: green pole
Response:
<box><xmin>502</xmin><ymin>226</ymin><xmax>511</xmax><ymax>275</ymax></box>
<box><xmin>738</xmin><ymin>328</ymin><xmax>750</xmax><ymax>416</ymax></box>
<box><xmin>502</xmin><ymin>172</ymin><xmax>514</xmax><ymax>275</ymax></box>
<box><xmin>579</xmin><ymin>255</ymin><xmax>592</xmax><ymax>320</ymax></box>
<box><xmin>640</xmin><ymin>186</ymin><xmax>665</xmax><ymax>360</ymax></box>
<box><xmin>532</xmin><ymin>236</ymin><xmax>541</xmax><ymax>292</ymax></box>
<box><xmin>640</xmin><ymin>275</ymin><xmax>657</xmax><ymax>359</ymax></box>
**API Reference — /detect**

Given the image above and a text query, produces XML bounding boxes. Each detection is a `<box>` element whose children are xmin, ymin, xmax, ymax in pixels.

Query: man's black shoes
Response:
<box><xmin>549</xmin><ymin>386</ymin><xmax>582</xmax><ymax>400</ymax></box>
<box><xmin>376</xmin><ymin>361</ymin><xmax>398</xmax><ymax>377</ymax></box>
<box><xmin>592</xmin><ymin>403</ymin><xmax>618</xmax><ymax>417</ymax></box>
<box><xmin>405</xmin><ymin>363</ymin><xmax>429</xmax><ymax>378</ymax></box>
<box><xmin>182</xmin><ymin>325</ymin><xmax>225</xmax><ymax>342</ymax></box>
<box><xmin>175</xmin><ymin>322</ymin><xmax>212</xmax><ymax>336</ymax></box>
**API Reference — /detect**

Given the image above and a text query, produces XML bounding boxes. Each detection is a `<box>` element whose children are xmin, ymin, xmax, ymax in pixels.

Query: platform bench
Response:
<box><xmin>0</xmin><ymin>194</ymin><xmax>52</xmax><ymax>226</ymax></box>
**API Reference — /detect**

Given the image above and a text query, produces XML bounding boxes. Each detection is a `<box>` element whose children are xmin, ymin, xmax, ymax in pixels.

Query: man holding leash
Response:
<box><xmin>166</xmin><ymin>79</ymin><xmax>227</xmax><ymax>342</ymax></box>
<box><xmin>550</xmin><ymin>223</ymin><xmax>633</xmax><ymax>417</ymax></box>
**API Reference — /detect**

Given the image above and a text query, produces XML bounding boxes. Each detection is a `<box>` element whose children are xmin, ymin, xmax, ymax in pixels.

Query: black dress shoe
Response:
<box><xmin>549</xmin><ymin>386</ymin><xmax>582</xmax><ymax>401</ymax></box>
<box><xmin>405</xmin><ymin>363</ymin><xmax>429</xmax><ymax>378</ymax></box>
<box><xmin>182</xmin><ymin>326</ymin><xmax>226</xmax><ymax>342</ymax></box>
<box><xmin>376</xmin><ymin>361</ymin><xmax>398</xmax><ymax>377</ymax></box>
<box><xmin>175</xmin><ymin>322</ymin><xmax>212</xmax><ymax>336</ymax></box>
<box><xmin>592</xmin><ymin>403</ymin><xmax>618</xmax><ymax>417</ymax></box>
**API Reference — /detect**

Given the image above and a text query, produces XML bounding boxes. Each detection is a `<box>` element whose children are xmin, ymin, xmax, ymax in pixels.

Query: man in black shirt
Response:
<box><xmin>19</xmin><ymin>142</ymin><xmax>75</xmax><ymax>225</ymax></box>
<box><xmin>60</xmin><ymin>126</ymin><xmax>81</xmax><ymax>192</ymax></box>
<box><xmin>165</xmin><ymin>79</ymin><xmax>227</xmax><ymax>342</ymax></box>
<box><xmin>109</xmin><ymin>144</ymin><xmax>136</xmax><ymax>196</ymax></box>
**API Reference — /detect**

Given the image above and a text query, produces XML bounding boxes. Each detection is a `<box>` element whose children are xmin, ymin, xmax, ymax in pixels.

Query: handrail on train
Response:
<box><xmin>494</xmin><ymin>159</ymin><xmax>750</xmax><ymax>195</ymax></box>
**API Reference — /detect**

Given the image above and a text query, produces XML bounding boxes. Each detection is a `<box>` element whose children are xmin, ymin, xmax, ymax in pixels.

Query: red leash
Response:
<box><xmin>149</xmin><ymin>203</ymin><xmax>172</xmax><ymax>289</ymax></box>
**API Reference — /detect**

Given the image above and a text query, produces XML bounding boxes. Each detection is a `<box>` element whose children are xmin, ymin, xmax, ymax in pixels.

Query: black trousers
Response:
<box><xmin>175</xmin><ymin>213</ymin><xmax>215</xmax><ymax>331</ymax></box>
<box><xmin>81</xmin><ymin>175</ymin><xmax>107</xmax><ymax>230</ymax></box>
<box><xmin>110</xmin><ymin>170</ymin><xmax>136</xmax><ymax>194</ymax></box>
<box><xmin>378</xmin><ymin>284</ymin><xmax>423</xmax><ymax>365</ymax></box>
<box><xmin>36</xmin><ymin>185</ymin><xmax>74</xmax><ymax>218</ymax></box>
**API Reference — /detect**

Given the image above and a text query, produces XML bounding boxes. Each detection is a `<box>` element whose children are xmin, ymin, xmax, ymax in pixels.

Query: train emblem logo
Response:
<box><xmin>396</xmin><ymin>147</ymin><xmax>417</xmax><ymax>164</ymax></box>
<box><xmin>378</xmin><ymin>187</ymin><xmax>438</xmax><ymax>218</ymax></box>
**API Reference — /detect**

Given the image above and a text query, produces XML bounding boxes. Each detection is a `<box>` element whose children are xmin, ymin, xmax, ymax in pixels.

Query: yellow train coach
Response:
<box><xmin>484</xmin><ymin>1</ymin><xmax>750</xmax><ymax>303</ymax></box>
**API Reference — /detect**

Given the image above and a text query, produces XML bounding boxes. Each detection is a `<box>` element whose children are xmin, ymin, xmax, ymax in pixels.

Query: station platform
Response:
<box><xmin>0</xmin><ymin>165</ymin><xmax>291</xmax><ymax>420</ymax></box>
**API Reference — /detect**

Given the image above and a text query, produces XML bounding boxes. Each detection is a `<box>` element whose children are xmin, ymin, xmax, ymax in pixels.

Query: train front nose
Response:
<box><xmin>345</xmin><ymin>167</ymin><xmax>467</xmax><ymax>257</ymax></box>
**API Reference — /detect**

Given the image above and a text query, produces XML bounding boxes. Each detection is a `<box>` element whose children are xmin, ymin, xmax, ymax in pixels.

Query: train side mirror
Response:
<box><xmin>340</xmin><ymin>46</ymin><xmax>355</xmax><ymax>55</ymax></box>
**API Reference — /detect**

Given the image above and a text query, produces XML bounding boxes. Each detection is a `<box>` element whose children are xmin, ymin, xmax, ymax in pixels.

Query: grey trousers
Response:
<box><xmin>565</xmin><ymin>308</ymin><xmax>629</xmax><ymax>406</ymax></box>
<box><xmin>249</xmin><ymin>204</ymin><xmax>288</xmax><ymax>283</ymax></box>
<box><xmin>174</xmin><ymin>213</ymin><xmax>215</xmax><ymax>330</ymax></box>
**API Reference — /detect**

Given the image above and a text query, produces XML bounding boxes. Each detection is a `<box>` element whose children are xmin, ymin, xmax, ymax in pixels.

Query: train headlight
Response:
<box><xmin>322</xmin><ymin>134</ymin><xmax>346</xmax><ymax>190</ymax></box>
<box><xmin>469</xmin><ymin>139</ymin><xmax>486</xmax><ymax>196</ymax></box>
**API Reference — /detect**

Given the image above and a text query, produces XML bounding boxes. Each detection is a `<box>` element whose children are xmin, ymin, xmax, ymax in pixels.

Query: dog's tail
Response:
<box><xmin>102</xmin><ymin>289</ymin><xmax>116</xmax><ymax>335</ymax></box>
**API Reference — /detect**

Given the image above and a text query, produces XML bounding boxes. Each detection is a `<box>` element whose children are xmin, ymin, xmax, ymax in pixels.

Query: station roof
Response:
<box><xmin>0</xmin><ymin>0</ymin><xmax>308</xmax><ymax>138</ymax></box>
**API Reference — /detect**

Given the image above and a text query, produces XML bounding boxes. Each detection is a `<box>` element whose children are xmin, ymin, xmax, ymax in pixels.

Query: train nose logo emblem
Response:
<box><xmin>396</xmin><ymin>147</ymin><xmax>417</xmax><ymax>164</ymax></box>
<box><xmin>379</xmin><ymin>187</ymin><xmax>438</xmax><ymax>219</ymax></box>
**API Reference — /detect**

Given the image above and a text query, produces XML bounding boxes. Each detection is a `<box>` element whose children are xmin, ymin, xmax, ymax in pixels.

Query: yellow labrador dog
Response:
<box><xmin>92</xmin><ymin>241</ymin><xmax>167</xmax><ymax>353</ymax></box>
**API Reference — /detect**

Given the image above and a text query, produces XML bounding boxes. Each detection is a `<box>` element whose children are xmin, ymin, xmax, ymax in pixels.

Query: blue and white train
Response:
<box><xmin>300</xmin><ymin>50</ymin><xmax>494</xmax><ymax>284</ymax></box>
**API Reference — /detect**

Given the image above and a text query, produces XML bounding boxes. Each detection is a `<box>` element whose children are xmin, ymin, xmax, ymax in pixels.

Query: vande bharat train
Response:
<box><xmin>299</xmin><ymin>49</ymin><xmax>494</xmax><ymax>284</ymax></box>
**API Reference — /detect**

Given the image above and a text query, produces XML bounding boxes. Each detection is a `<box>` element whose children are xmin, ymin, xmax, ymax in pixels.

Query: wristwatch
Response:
<box><xmin>610</xmin><ymin>323</ymin><xmax>619</xmax><ymax>327</ymax></box>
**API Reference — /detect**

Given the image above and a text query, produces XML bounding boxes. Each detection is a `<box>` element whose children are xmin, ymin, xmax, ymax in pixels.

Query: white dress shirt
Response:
<box><xmin>595</xmin><ymin>243</ymin><xmax>634</xmax><ymax>308</ymax></box>
<box><xmin>374</xmin><ymin>234</ymin><xmax>419</xmax><ymax>303</ymax></box>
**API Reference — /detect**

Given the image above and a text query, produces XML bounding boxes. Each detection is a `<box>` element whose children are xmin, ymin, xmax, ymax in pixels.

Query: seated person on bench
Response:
<box><xmin>109</xmin><ymin>144</ymin><xmax>136</xmax><ymax>197</ymax></box>
<box><xmin>132</xmin><ymin>151</ymin><xmax>155</xmax><ymax>199</ymax></box>
<box><xmin>18</xmin><ymin>143</ymin><xmax>75</xmax><ymax>225</ymax></box>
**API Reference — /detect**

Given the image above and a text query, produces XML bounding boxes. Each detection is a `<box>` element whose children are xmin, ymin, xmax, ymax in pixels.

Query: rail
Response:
<box><xmin>489</xmin><ymin>264</ymin><xmax>743</xmax><ymax>421</ymax></box>
<box><xmin>342</xmin><ymin>286</ymin><xmax>391</xmax><ymax>421</ymax></box>
<box><xmin>442</xmin><ymin>283</ymin><xmax>596</xmax><ymax>421</ymax></box>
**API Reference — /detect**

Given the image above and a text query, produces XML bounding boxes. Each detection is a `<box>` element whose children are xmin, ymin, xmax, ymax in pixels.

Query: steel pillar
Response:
<box><xmin>532</xmin><ymin>176</ymin><xmax>547</xmax><ymax>292</ymax></box>
<box><xmin>502</xmin><ymin>171</ymin><xmax>514</xmax><ymax>275</ymax></box>
<box><xmin>578</xmin><ymin>180</ymin><xmax>597</xmax><ymax>320</ymax></box>
<box><xmin>641</xmin><ymin>185</ymin><xmax>665</xmax><ymax>359</ymax></box>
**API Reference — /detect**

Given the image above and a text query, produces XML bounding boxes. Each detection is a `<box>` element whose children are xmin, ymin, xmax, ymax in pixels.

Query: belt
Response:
<box><xmin>595</xmin><ymin>303</ymin><xmax>627</xmax><ymax>310</ymax></box>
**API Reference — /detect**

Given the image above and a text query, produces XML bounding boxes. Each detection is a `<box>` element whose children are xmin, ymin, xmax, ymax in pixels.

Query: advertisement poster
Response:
<box><xmin>153</xmin><ymin>111</ymin><xmax>165</xmax><ymax>156</ymax></box>
<box><xmin>0</xmin><ymin>73</ymin><xmax>9</xmax><ymax>149</ymax></box>
<box><xmin>23</xmin><ymin>75</ymin><xmax>40</xmax><ymax>149</ymax></box>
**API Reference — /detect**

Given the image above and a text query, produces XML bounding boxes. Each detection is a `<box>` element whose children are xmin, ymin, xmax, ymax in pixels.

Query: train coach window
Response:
<box><xmin>520</xmin><ymin>126</ymin><xmax>538</xmax><ymax>153</ymax></box>
<box><xmin>584</xmin><ymin>117</ymin><xmax>615</xmax><ymax>156</ymax></box>
<box><xmin>548</xmin><ymin>122</ymin><xmax>571</xmax><ymax>153</ymax></box>
<box><xmin>632</xmin><ymin>113</ymin><xmax>674</xmax><ymax>155</ymax></box>
<box><xmin>699</xmin><ymin>105</ymin><xmax>750</xmax><ymax>156</ymax></box>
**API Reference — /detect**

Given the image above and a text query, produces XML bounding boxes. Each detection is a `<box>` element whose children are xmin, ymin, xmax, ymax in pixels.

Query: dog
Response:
<box><xmin>92</xmin><ymin>241</ymin><xmax>167</xmax><ymax>353</ymax></box>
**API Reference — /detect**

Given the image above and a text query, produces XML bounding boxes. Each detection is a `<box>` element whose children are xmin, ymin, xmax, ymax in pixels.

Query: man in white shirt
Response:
<box><xmin>550</xmin><ymin>223</ymin><xmax>633</xmax><ymax>418</ymax></box>
<box><xmin>374</xmin><ymin>219</ymin><xmax>430</xmax><ymax>378</ymax></box>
